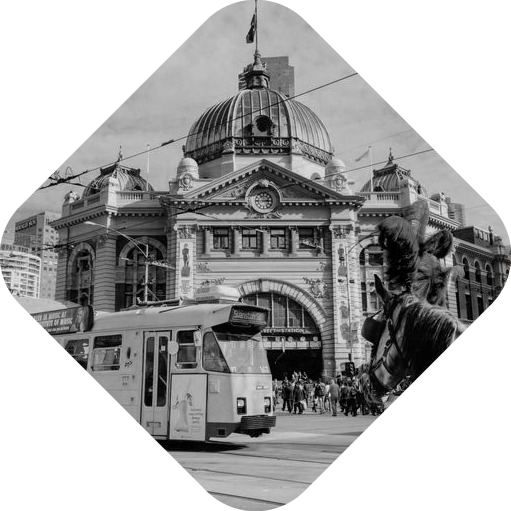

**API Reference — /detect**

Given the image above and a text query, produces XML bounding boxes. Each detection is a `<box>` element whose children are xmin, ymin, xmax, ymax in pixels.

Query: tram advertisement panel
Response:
<box><xmin>31</xmin><ymin>306</ymin><xmax>93</xmax><ymax>334</ymax></box>
<box><xmin>170</xmin><ymin>374</ymin><xmax>207</xmax><ymax>441</ymax></box>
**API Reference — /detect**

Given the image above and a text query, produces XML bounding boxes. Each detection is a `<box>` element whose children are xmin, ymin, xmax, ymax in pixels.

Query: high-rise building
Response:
<box><xmin>0</xmin><ymin>243</ymin><xmax>41</xmax><ymax>298</ymax></box>
<box><xmin>239</xmin><ymin>56</ymin><xmax>295</xmax><ymax>97</ymax></box>
<box><xmin>14</xmin><ymin>211</ymin><xmax>60</xmax><ymax>299</ymax></box>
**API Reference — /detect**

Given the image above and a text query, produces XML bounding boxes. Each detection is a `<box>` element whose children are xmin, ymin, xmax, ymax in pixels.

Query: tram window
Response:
<box><xmin>176</xmin><ymin>331</ymin><xmax>197</xmax><ymax>369</ymax></box>
<box><xmin>65</xmin><ymin>339</ymin><xmax>89</xmax><ymax>369</ymax></box>
<box><xmin>203</xmin><ymin>332</ymin><xmax>229</xmax><ymax>373</ymax></box>
<box><xmin>144</xmin><ymin>337</ymin><xmax>155</xmax><ymax>406</ymax></box>
<box><xmin>92</xmin><ymin>334</ymin><xmax>122</xmax><ymax>371</ymax></box>
<box><xmin>157</xmin><ymin>337</ymin><xmax>168</xmax><ymax>406</ymax></box>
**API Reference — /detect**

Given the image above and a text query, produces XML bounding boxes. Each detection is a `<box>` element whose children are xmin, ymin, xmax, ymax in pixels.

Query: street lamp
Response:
<box><xmin>84</xmin><ymin>220</ymin><xmax>173</xmax><ymax>304</ymax></box>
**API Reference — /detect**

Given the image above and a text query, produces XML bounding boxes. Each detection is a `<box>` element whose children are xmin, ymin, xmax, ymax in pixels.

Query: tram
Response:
<box><xmin>31</xmin><ymin>286</ymin><xmax>276</xmax><ymax>441</ymax></box>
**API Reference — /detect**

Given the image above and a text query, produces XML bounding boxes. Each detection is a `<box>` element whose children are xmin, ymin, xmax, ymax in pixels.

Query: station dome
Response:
<box><xmin>360</xmin><ymin>151</ymin><xmax>427</xmax><ymax>197</ymax></box>
<box><xmin>184</xmin><ymin>53</ymin><xmax>333</xmax><ymax>168</ymax></box>
<box><xmin>82</xmin><ymin>162</ymin><xmax>153</xmax><ymax>198</ymax></box>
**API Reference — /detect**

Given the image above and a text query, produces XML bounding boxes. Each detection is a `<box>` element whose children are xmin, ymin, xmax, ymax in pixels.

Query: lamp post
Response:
<box><xmin>83</xmin><ymin>221</ymin><xmax>173</xmax><ymax>304</ymax></box>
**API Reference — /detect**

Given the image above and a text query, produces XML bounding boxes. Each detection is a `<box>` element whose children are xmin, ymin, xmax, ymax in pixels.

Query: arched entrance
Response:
<box><xmin>240</xmin><ymin>280</ymin><xmax>326</xmax><ymax>380</ymax></box>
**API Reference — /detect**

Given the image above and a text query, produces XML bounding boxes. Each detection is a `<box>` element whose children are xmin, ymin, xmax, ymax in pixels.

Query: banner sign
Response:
<box><xmin>31</xmin><ymin>306</ymin><xmax>94</xmax><ymax>334</ymax></box>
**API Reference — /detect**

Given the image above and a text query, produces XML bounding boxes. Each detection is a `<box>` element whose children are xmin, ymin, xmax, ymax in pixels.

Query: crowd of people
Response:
<box><xmin>272</xmin><ymin>371</ymin><xmax>376</xmax><ymax>417</ymax></box>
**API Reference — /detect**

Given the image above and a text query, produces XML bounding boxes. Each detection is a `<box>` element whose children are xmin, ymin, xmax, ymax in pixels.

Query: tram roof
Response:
<box><xmin>91</xmin><ymin>302</ymin><xmax>239</xmax><ymax>332</ymax></box>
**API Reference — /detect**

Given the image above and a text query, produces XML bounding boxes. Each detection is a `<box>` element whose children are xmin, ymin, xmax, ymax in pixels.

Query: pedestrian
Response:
<box><xmin>340</xmin><ymin>379</ymin><xmax>349</xmax><ymax>414</ymax></box>
<box><xmin>304</xmin><ymin>379</ymin><xmax>314</xmax><ymax>408</ymax></box>
<box><xmin>328</xmin><ymin>378</ymin><xmax>340</xmax><ymax>416</ymax></box>
<box><xmin>345</xmin><ymin>379</ymin><xmax>358</xmax><ymax>416</ymax></box>
<box><xmin>314</xmin><ymin>379</ymin><xmax>326</xmax><ymax>414</ymax></box>
<box><xmin>272</xmin><ymin>378</ymin><xmax>279</xmax><ymax>409</ymax></box>
<box><xmin>293</xmin><ymin>380</ymin><xmax>306</xmax><ymax>414</ymax></box>
<box><xmin>281</xmin><ymin>379</ymin><xmax>292</xmax><ymax>413</ymax></box>
<box><xmin>323</xmin><ymin>380</ymin><xmax>331</xmax><ymax>412</ymax></box>
<box><xmin>288</xmin><ymin>381</ymin><xmax>295</xmax><ymax>413</ymax></box>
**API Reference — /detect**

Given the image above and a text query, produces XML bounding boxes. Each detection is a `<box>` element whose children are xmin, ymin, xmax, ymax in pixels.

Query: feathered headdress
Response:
<box><xmin>377</xmin><ymin>200</ymin><xmax>455</xmax><ymax>306</ymax></box>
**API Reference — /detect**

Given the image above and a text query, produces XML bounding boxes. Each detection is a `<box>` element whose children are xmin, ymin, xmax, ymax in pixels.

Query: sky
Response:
<box><xmin>1</xmin><ymin>0</ymin><xmax>509</xmax><ymax>245</ymax></box>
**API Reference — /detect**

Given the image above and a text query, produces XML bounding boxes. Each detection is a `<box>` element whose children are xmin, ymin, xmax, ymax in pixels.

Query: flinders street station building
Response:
<box><xmin>51</xmin><ymin>53</ymin><xmax>510</xmax><ymax>379</ymax></box>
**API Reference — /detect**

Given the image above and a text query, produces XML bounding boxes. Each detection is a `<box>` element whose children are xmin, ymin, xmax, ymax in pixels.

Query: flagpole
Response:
<box><xmin>146</xmin><ymin>144</ymin><xmax>150</xmax><ymax>192</ymax></box>
<box><xmin>255</xmin><ymin>0</ymin><xmax>259</xmax><ymax>55</ymax></box>
<box><xmin>369</xmin><ymin>145</ymin><xmax>373</xmax><ymax>192</ymax></box>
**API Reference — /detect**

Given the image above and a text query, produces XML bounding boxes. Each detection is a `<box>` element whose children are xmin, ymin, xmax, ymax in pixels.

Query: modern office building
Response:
<box><xmin>14</xmin><ymin>212</ymin><xmax>60</xmax><ymax>299</ymax></box>
<box><xmin>0</xmin><ymin>243</ymin><xmax>41</xmax><ymax>298</ymax></box>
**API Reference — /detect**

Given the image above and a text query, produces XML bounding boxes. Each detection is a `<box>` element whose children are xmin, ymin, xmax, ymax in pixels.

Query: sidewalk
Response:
<box><xmin>274</xmin><ymin>406</ymin><xmax>367</xmax><ymax>417</ymax></box>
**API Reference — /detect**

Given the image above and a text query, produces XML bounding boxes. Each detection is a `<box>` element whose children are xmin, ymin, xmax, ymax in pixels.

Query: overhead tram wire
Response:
<box><xmin>39</xmin><ymin>146</ymin><xmax>446</xmax><ymax>253</ymax></box>
<box><xmin>161</xmin><ymin>147</ymin><xmax>439</xmax><ymax>221</ymax></box>
<box><xmin>37</xmin><ymin>72</ymin><xmax>359</xmax><ymax>190</ymax></box>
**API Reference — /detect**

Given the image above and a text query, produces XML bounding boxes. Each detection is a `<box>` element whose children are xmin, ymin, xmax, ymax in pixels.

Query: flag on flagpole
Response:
<box><xmin>354</xmin><ymin>147</ymin><xmax>370</xmax><ymax>162</ymax></box>
<box><xmin>246</xmin><ymin>13</ymin><xmax>256</xmax><ymax>43</ymax></box>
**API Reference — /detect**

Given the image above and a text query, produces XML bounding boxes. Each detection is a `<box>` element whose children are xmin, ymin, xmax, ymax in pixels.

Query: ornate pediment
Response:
<box><xmin>159</xmin><ymin>160</ymin><xmax>365</xmax><ymax>217</ymax></box>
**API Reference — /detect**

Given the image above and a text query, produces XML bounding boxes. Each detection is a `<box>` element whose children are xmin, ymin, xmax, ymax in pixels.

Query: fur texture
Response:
<box><xmin>377</xmin><ymin>201</ymin><xmax>455</xmax><ymax>306</ymax></box>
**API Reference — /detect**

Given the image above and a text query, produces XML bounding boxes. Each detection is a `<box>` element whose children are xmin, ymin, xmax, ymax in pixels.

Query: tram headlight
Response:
<box><xmin>264</xmin><ymin>397</ymin><xmax>272</xmax><ymax>413</ymax></box>
<box><xmin>237</xmin><ymin>397</ymin><xmax>247</xmax><ymax>415</ymax></box>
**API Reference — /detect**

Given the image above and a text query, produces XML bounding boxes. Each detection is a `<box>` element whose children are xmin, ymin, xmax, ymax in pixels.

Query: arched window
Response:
<box><xmin>244</xmin><ymin>292</ymin><xmax>318</xmax><ymax>333</ymax></box>
<box><xmin>121</xmin><ymin>243</ymin><xmax>166</xmax><ymax>308</ymax></box>
<box><xmin>475</xmin><ymin>261</ymin><xmax>481</xmax><ymax>284</ymax></box>
<box><xmin>486</xmin><ymin>264</ymin><xmax>493</xmax><ymax>287</ymax></box>
<box><xmin>68</xmin><ymin>248</ymin><xmax>94</xmax><ymax>305</ymax></box>
<box><xmin>360</xmin><ymin>244</ymin><xmax>384</xmax><ymax>311</ymax></box>
<box><xmin>462</xmin><ymin>258</ymin><xmax>470</xmax><ymax>280</ymax></box>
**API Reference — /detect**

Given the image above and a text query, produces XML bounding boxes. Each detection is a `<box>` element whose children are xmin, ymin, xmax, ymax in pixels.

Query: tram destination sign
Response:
<box><xmin>229</xmin><ymin>306</ymin><xmax>268</xmax><ymax>327</ymax></box>
<box><xmin>31</xmin><ymin>306</ymin><xmax>94</xmax><ymax>334</ymax></box>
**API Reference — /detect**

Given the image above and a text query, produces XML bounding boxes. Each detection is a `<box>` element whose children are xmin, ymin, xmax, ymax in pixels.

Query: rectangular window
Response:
<box><xmin>212</xmin><ymin>228</ymin><xmax>230</xmax><ymax>250</ymax></box>
<box><xmin>92</xmin><ymin>334</ymin><xmax>122</xmax><ymax>371</ymax></box>
<box><xmin>176</xmin><ymin>330</ymin><xmax>197</xmax><ymax>369</ymax></box>
<box><xmin>298</xmin><ymin>228</ymin><xmax>315</xmax><ymax>249</ymax></box>
<box><xmin>368</xmin><ymin>252</ymin><xmax>384</xmax><ymax>266</ymax></box>
<box><xmin>465</xmin><ymin>294</ymin><xmax>473</xmax><ymax>321</ymax></box>
<box><xmin>65</xmin><ymin>339</ymin><xmax>89</xmax><ymax>369</ymax></box>
<box><xmin>288</xmin><ymin>300</ymin><xmax>302</xmax><ymax>327</ymax></box>
<box><xmin>242</xmin><ymin>229</ymin><xmax>259</xmax><ymax>250</ymax></box>
<box><xmin>270</xmin><ymin>228</ymin><xmax>286</xmax><ymax>250</ymax></box>
<box><xmin>257</xmin><ymin>293</ymin><xmax>272</xmax><ymax>326</ymax></box>
<box><xmin>273</xmin><ymin>295</ymin><xmax>287</xmax><ymax>327</ymax></box>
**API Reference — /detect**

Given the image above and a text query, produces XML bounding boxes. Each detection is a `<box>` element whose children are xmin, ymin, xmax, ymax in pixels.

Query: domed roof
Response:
<box><xmin>184</xmin><ymin>54</ymin><xmax>333</xmax><ymax>166</ymax></box>
<box><xmin>325</xmin><ymin>156</ymin><xmax>346</xmax><ymax>174</ymax></box>
<box><xmin>177</xmin><ymin>157</ymin><xmax>199</xmax><ymax>178</ymax></box>
<box><xmin>82</xmin><ymin>162</ymin><xmax>153</xmax><ymax>198</ymax></box>
<box><xmin>360</xmin><ymin>151</ymin><xmax>427</xmax><ymax>197</ymax></box>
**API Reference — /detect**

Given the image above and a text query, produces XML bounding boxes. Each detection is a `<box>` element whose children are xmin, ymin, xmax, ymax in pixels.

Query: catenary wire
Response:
<box><xmin>37</xmin><ymin>72</ymin><xmax>359</xmax><ymax>190</ymax></box>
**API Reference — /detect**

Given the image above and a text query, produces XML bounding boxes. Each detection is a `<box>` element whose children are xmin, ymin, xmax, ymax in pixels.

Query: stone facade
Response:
<box><xmin>50</xmin><ymin>55</ymin><xmax>510</xmax><ymax>380</ymax></box>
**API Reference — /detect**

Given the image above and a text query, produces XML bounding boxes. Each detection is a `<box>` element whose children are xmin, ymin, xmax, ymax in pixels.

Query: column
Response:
<box><xmin>289</xmin><ymin>227</ymin><xmax>298</xmax><ymax>255</ymax></box>
<box><xmin>93</xmin><ymin>235</ymin><xmax>117</xmax><ymax>312</ymax></box>
<box><xmin>203</xmin><ymin>227</ymin><xmax>212</xmax><ymax>256</ymax></box>
<box><xmin>232</xmin><ymin>228</ymin><xmax>241</xmax><ymax>256</ymax></box>
<box><xmin>261</xmin><ymin>228</ymin><xmax>269</xmax><ymax>255</ymax></box>
<box><xmin>175</xmin><ymin>225</ymin><xmax>196</xmax><ymax>300</ymax></box>
<box><xmin>55</xmin><ymin>248</ymin><xmax>69</xmax><ymax>302</ymax></box>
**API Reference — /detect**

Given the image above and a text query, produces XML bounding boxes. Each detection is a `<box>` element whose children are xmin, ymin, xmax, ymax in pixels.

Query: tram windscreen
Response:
<box><xmin>211</xmin><ymin>326</ymin><xmax>270</xmax><ymax>374</ymax></box>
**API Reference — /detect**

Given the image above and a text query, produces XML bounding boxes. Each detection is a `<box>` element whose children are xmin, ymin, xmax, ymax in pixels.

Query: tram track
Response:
<box><xmin>185</xmin><ymin>465</ymin><xmax>312</xmax><ymax>485</ymax></box>
<box><xmin>208</xmin><ymin>491</ymin><xmax>286</xmax><ymax>510</ymax></box>
<box><xmin>194</xmin><ymin>463</ymin><xmax>310</xmax><ymax>510</ymax></box>
<box><xmin>168</xmin><ymin>442</ymin><xmax>332</xmax><ymax>509</ymax></box>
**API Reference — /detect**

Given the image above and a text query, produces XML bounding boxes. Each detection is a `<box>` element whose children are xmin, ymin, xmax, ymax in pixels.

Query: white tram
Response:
<box><xmin>31</xmin><ymin>286</ymin><xmax>276</xmax><ymax>441</ymax></box>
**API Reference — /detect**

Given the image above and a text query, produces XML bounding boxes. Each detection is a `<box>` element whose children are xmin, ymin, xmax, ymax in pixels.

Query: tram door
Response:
<box><xmin>141</xmin><ymin>332</ymin><xmax>170</xmax><ymax>437</ymax></box>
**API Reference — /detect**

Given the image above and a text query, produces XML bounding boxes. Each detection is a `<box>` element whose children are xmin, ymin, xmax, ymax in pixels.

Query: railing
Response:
<box><xmin>359</xmin><ymin>191</ymin><xmax>401</xmax><ymax>204</ymax></box>
<box><xmin>69</xmin><ymin>190</ymin><xmax>166</xmax><ymax>211</ymax></box>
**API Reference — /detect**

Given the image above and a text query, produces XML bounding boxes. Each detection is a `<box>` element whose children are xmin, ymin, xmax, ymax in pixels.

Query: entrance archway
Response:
<box><xmin>239</xmin><ymin>280</ymin><xmax>326</xmax><ymax>380</ymax></box>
